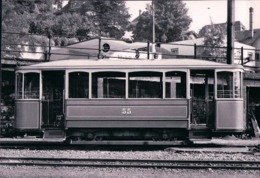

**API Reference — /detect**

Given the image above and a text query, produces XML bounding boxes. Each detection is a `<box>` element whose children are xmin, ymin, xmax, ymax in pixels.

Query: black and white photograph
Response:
<box><xmin>0</xmin><ymin>0</ymin><xmax>260</xmax><ymax>177</ymax></box>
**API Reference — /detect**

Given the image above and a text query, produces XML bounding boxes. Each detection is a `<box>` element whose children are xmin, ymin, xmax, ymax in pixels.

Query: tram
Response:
<box><xmin>14</xmin><ymin>58</ymin><xmax>245</xmax><ymax>142</ymax></box>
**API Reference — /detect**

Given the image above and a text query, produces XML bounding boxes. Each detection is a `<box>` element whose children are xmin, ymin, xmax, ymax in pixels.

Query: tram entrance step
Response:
<box><xmin>43</xmin><ymin>129</ymin><xmax>66</xmax><ymax>139</ymax></box>
<box><xmin>250</xmin><ymin>110</ymin><xmax>260</xmax><ymax>138</ymax></box>
<box><xmin>189</xmin><ymin>129</ymin><xmax>211</xmax><ymax>139</ymax></box>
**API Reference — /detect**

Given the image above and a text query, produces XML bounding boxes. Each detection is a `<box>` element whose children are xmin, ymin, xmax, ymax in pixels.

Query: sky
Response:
<box><xmin>126</xmin><ymin>0</ymin><xmax>260</xmax><ymax>33</ymax></box>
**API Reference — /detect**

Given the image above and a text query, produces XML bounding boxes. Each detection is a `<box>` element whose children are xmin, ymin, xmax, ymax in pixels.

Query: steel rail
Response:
<box><xmin>1</xmin><ymin>157</ymin><xmax>260</xmax><ymax>164</ymax></box>
<box><xmin>0</xmin><ymin>157</ymin><xmax>260</xmax><ymax>170</ymax></box>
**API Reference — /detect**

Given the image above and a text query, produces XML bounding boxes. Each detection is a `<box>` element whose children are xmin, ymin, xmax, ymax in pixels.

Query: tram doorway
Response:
<box><xmin>190</xmin><ymin>70</ymin><xmax>214</xmax><ymax>128</ymax></box>
<box><xmin>247</xmin><ymin>87</ymin><xmax>260</xmax><ymax>130</ymax></box>
<box><xmin>42</xmin><ymin>71</ymin><xmax>65</xmax><ymax>128</ymax></box>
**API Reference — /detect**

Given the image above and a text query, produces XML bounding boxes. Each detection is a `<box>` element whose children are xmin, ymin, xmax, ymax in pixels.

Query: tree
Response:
<box><xmin>2</xmin><ymin>0</ymin><xmax>59</xmax><ymax>57</ymax></box>
<box><xmin>52</xmin><ymin>13</ymin><xmax>95</xmax><ymax>41</ymax></box>
<box><xmin>2</xmin><ymin>0</ymin><xmax>131</xmax><ymax>57</ymax></box>
<box><xmin>199</xmin><ymin>24</ymin><xmax>226</xmax><ymax>63</ymax></box>
<box><xmin>2</xmin><ymin>0</ymin><xmax>33</xmax><ymax>57</ymax></box>
<box><xmin>132</xmin><ymin>0</ymin><xmax>192</xmax><ymax>42</ymax></box>
<box><xmin>59</xmin><ymin>0</ymin><xmax>131</xmax><ymax>39</ymax></box>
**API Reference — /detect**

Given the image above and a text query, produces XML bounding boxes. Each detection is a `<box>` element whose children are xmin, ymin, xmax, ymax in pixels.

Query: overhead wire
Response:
<box><xmin>2</xmin><ymin>31</ymin><xmax>259</xmax><ymax>63</ymax></box>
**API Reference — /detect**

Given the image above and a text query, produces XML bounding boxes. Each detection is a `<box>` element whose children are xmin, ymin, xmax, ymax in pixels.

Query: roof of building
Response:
<box><xmin>50</xmin><ymin>38</ymin><xmax>171</xmax><ymax>60</ymax></box>
<box><xmin>165</xmin><ymin>37</ymin><xmax>254</xmax><ymax>49</ymax></box>
<box><xmin>200</xmin><ymin>21</ymin><xmax>246</xmax><ymax>33</ymax></box>
<box><xmin>235</xmin><ymin>29</ymin><xmax>260</xmax><ymax>46</ymax></box>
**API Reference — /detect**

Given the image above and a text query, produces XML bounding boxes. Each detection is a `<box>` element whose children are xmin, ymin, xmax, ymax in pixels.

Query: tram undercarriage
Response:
<box><xmin>66</xmin><ymin>128</ymin><xmax>189</xmax><ymax>141</ymax></box>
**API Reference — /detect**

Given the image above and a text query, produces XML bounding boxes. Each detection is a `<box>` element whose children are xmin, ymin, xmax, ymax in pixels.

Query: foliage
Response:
<box><xmin>59</xmin><ymin>0</ymin><xmax>131</xmax><ymax>39</ymax></box>
<box><xmin>53</xmin><ymin>13</ymin><xmax>93</xmax><ymax>39</ymax></box>
<box><xmin>2</xmin><ymin>0</ymin><xmax>60</xmax><ymax>57</ymax></box>
<box><xmin>29</xmin><ymin>12</ymin><xmax>94</xmax><ymax>42</ymax></box>
<box><xmin>132</xmin><ymin>11</ymin><xmax>153</xmax><ymax>42</ymax></box>
<box><xmin>2</xmin><ymin>0</ymin><xmax>131</xmax><ymax>58</ymax></box>
<box><xmin>132</xmin><ymin>0</ymin><xmax>192</xmax><ymax>42</ymax></box>
<box><xmin>199</xmin><ymin>24</ymin><xmax>226</xmax><ymax>63</ymax></box>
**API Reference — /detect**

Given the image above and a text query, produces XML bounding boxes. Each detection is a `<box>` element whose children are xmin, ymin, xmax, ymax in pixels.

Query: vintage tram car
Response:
<box><xmin>14</xmin><ymin>59</ymin><xmax>244</xmax><ymax>143</ymax></box>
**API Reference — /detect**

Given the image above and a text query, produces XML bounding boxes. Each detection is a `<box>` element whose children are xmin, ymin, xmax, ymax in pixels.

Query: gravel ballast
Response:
<box><xmin>0</xmin><ymin>148</ymin><xmax>259</xmax><ymax>178</ymax></box>
<box><xmin>0</xmin><ymin>148</ymin><xmax>260</xmax><ymax>161</ymax></box>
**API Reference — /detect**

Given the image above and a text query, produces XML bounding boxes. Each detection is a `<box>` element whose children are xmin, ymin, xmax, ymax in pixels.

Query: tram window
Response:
<box><xmin>92</xmin><ymin>72</ymin><xmax>125</xmax><ymax>98</ymax></box>
<box><xmin>129</xmin><ymin>72</ymin><xmax>162</xmax><ymax>98</ymax></box>
<box><xmin>16</xmin><ymin>73</ymin><xmax>23</xmax><ymax>99</ymax></box>
<box><xmin>69</xmin><ymin>72</ymin><xmax>89</xmax><ymax>98</ymax></box>
<box><xmin>24</xmin><ymin>73</ymin><xmax>40</xmax><ymax>99</ymax></box>
<box><xmin>217</xmin><ymin>72</ymin><xmax>233</xmax><ymax>98</ymax></box>
<box><xmin>166</xmin><ymin>72</ymin><xmax>186</xmax><ymax>98</ymax></box>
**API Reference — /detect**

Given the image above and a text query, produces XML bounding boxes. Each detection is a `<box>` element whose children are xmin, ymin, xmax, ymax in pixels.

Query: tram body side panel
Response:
<box><xmin>64</xmin><ymin>99</ymin><xmax>189</xmax><ymax>128</ymax></box>
<box><xmin>215</xmin><ymin>99</ymin><xmax>244</xmax><ymax>131</ymax></box>
<box><xmin>15</xmin><ymin>100</ymin><xmax>41</xmax><ymax>130</ymax></box>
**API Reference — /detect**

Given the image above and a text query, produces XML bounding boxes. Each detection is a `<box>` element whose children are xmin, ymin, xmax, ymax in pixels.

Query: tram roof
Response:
<box><xmin>16</xmin><ymin>59</ymin><xmax>244</xmax><ymax>70</ymax></box>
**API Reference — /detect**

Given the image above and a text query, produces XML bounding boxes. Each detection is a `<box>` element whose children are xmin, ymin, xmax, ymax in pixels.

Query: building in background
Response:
<box><xmin>161</xmin><ymin>37</ymin><xmax>255</xmax><ymax>70</ymax></box>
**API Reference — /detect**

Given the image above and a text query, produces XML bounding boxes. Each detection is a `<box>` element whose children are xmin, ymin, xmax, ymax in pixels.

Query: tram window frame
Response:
<box><xmin>16</xmin><ymin>73</ymin><xmax>23</xmax><ymax>99</ymax></box>
<box><xmin>216</xmin><ymin>71</ymin><xmax>242</xmax><ymax>99</ymax></box>
<box><xmin>16</xmin><ymin>72</ymin><xmax>40</xmax><ymax>99</ymax></box>
<box><xmin>68</xmin><ymin>72</ymin><xmax>89</xmax><ymax>99</ymax></box>
<box><xmin>92</xmin><ymin>71</ymin><xmax>126</xmax><ymax>99</ymax></box>
<box><xmin>165</xmin><ymin>71</ymin><xmax>186</xmax><ymax>99</ymax></box>
<box><xmin>217</xmin><ymin>72</ymin><xmax>233</xmax><ymax>98</ymax></box>
<box><xmin>24</xmin><ymin>72</ymin><xmax>40</xmax><ymax>99</ymax></box>
<box><xmin>128</xmin><ymin>71</ymin><xmax>163</xmax><ymax>99</ymax></box>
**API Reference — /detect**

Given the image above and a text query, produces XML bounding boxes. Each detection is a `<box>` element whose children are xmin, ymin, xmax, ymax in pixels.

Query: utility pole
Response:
<box><xmin>98</xmin><ymin>30</ymin><xmax>102</xmax><ymax>59</ymax></box>
<box><xmin>48</xmin><ymin>33</ymin><xmax>52</xmax><ymax>61</ymax></box>
<box><xmin>0</xmin><ymin>0</ymin><xmax>2</xmax><ymax>134</ymax></box>
<box><xmin>227</xmin><ymin>0</ymin><xmax>235</xmax><ymax>64</ymax></box>
<box><xmin>152</xmin><ymin>0</ymin><xmax>155</xmax><ymax>55</ymax></box>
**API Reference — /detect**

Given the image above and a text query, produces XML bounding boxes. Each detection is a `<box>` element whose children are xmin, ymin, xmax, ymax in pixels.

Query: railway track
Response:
<box><xmin>0</xmin><ymin>157</ymin><xmax>260</xmax><ymax>170</ymax></box>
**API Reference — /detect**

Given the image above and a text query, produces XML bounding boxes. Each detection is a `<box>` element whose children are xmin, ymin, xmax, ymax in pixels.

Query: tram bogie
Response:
<box><xmin>13</xmin><ymin>59</ymin><xmax>245</xmax><ymax>142</ymax></box>
<box><xmin>67</xmin><ymin>128</ymin><xmax>188</xmax><ymax>141</ymax></box>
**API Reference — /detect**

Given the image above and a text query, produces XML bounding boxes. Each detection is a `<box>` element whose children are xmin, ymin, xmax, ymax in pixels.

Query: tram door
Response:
<box><xmin>42</xmin><ymin>71</ymin><xmax>65</xmax><ymax>128</ymax></box>
<box><xmin>190</xmin><ymin>70</ymin><xmax>214</xmax><ymax>128</ymax></box>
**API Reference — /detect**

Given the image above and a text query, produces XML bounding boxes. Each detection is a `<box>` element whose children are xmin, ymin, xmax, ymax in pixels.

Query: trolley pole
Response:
<box><xmin>227</xmin><ymin>0</ymin><xmax>235</xmax><ymax>64</ymax></box>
